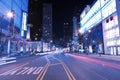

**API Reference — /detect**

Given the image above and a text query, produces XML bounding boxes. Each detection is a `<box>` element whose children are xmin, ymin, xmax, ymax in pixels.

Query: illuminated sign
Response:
<box><xmin>81</xmin><ymin>0</ymin><xmax>101</xmax><ymax>27</ymax></box>
<box><xmin>100</xmin><ymin>0</ymin><xmax>111</xmax><ymax>8</ymax></box>
<box><xmin>101</xmin><ymin>0</ymin><xmax>116</xmax><ymax>20</ymax></box>
<box><xmin>22</xmin><ymin>12</ymin><xmax>27</xmax><ymax>31</ymax></box>
<box><xmin>80</xmin><ymin>0</ymin><xmax>117</xmax><ymax>34</ymax></box>
<box><xmin>21</xmin><ymin>30</ymin><xmax>24</xmax><ymax>37</ymax></box>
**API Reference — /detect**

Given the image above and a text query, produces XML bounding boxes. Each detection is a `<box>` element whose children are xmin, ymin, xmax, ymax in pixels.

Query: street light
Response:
<box><xmin>7</xmin><ymin>10</ymin><xmax>15</xmax><ymax>54</ymax></box>
<box><xmin>7</xmin><ymin>12</ymin><xmax>14</xmax><ymax>18</ymax></box>
<box><xmin>0</xmin><ymin>10</ymin><xmax>15</xmax><ymax>54</ymax></box>
<box><xmin>88</xmin><ymin>30</ymin><xmax>91</xmax><ymax>33</ymax></box>
<box><xmin>7</xmin><ymin>10</ymin><xmax>15</xmax><ymax>36</ymax></box>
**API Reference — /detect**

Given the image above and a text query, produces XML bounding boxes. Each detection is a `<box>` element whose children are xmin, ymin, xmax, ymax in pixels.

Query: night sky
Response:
<box><xmin>28</xmin><ymin>0</ymin><xmax>95</xmax><ymax>41</ymax></box>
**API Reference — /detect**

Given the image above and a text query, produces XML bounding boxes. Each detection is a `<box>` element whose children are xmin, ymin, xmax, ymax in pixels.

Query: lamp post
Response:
<box><xmin>7</xmin><ymin>10</ymin><xmax>15</xmax><ymax>54</ymax></box>
<box><xmin>0</xmin><ymin>10</ymin><xmax>15</xmax><ymax>55</ymax></box>
<box><xmin>7</xmin><ymin>10</ymin><xmax>15</xmax><ymax>36</ymax></box>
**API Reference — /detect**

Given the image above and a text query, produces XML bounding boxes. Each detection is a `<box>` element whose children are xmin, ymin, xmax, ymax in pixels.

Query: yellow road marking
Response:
<box><xmin>50</xmin><ymin>56</ymin><xmax>76</xmax><ymax>80</ymax></box>
<box><xmin>36</xmin><ymin>56</ymin><xmax>50</xmax><ymax>80</ymax></box>
<box><xmin>37</xmin><ymin>55</ymin><xmax>76</xmax><ymax>80</ymax></box>
<box><xmin>62</xmin><ymin>62</ymin><xmax>76</xmax><ymax>80</ymax></box>
<box><xmin>45</xmin><ymin>56</ymin><xmax>50</xmax><ymax>64</ymax></box>
<box><xmin>50</xmin><ymin>63</ymin><xmax>62</xmax><ymax>66</ymax></box>
<box><xmin>36</xmin><ymin>63</ymin><xmax>49</xmax><ymax>80</ymax></box>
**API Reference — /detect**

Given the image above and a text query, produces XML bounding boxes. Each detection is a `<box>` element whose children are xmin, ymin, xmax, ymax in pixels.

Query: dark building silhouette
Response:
<box><xmin>42</xmin><ymin>3</ymin><xmax>52</xmax><ymax>43</ymax></box>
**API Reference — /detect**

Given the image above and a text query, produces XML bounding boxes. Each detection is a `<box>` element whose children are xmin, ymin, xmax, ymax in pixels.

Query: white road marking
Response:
<box><xmin>21</xmin><ymin>67</ymin><xmax>37</xmax><ymax>75</ymax></box>
<box><xmin>16</xmin><ymin>67</ymin><xmax>30</xmax><ymax>75</ymax></box>
<box><xmin>0</xmin><ymin>63</ymin><xmax>28</xmax><ymax>76</ymax></box>
<box><xmin>16</xmin><ymin>67</ymin><xmax>43</xmax><ymax>75</ymax></box>
<box><xmin>33</xmin><ymin>67</ymin><xmax>43</xmax><ymax>75</ymax></box>
<box><xmin>0</xmin><ymin>66</ymin><xmax>43</xmax><ymax>76</ymax></box>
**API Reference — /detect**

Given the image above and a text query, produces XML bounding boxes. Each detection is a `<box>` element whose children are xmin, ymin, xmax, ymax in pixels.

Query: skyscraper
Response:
<box><xmin>72</xmin><ymin>16</ymin><xmax>79</xmax><ymax>51</ymax></box>
<box><xmin>42</xmin><ymin>3</ymin><xmax>52</xmax><ymax>43</ymax></box>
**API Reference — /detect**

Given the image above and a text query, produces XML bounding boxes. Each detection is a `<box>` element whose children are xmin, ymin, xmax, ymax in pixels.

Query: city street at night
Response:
<box><xmin>0</xmin><ymin>52</ymin><xmax>120</xmax><ymax>80</ymax></box>
<box><xmin>1</xmin><ymin>0</ymin><xmax>120</xmax><ymax>80</ymax></box>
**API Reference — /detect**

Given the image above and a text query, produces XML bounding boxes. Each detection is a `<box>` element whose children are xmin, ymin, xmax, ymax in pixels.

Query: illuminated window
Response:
<box><xmin>115</xmin><ymin>27</ymin><xmax>119</xmax><ymax>37</ymax></box>
<box><xmin>21</xmin><ymin>30</ymin><xmax>24</xmax><ymax>37</ymax></box>
<box><xmin>114</xmin><ymin>15</ymin><xmax>118</xmax><ymax>26</ymax></box>
<box><xmin>118</xmin><ymin>47</ymin><xmax>120</xmax><ymax>55</ymax></box>
<box><xmin>112</xmin><ymin>29</ymin><xmax>115</xmax><ymax>38</ymax></box>
<box><xmin>117</xmin><ymin>39</ymin><xmax>120</xmax><ymax>45</ymax></box>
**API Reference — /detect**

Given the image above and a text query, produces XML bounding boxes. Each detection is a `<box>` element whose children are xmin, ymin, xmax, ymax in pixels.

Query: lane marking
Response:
<box><xmin>62</xmin><ymin>62</ymin><xmax>76</xmax><ymax>80</ymax></box>
<box><xmin>16</xmin><ymin>67</ymin><xmax>43</xmax><ymax>75</ymax></box>
<box><xmin>36</xmin><ymin>63</ymin><xmax>49</xmax><ymax>80</ymax></box>
<box><xmin>50</xmin><ymin>63</ymin><xmax>62</xmax><ymax>66</ymax></box>
<box><xmin>36</xmin><ymin>56</ymin><xmax>50</xmax><ymax>80</ymax></box>
<box><xmin>37</xmin><ymin>55</ymin><xmax>76</xmax><ymax>80</ymax></box>
<box><xmin>33</xmin><ymin>67</ymin><xmax>43</xmax><ymax>75</ymax></box>
<box><xmin>45</xmin><ymin>56</ymin><xmax>50</xmax><ymax>64</ymax></box>
<box><xmin>0</xmin><ymin>63</ymin><xmax>28</xmax><ymax>76</ymax></box>
<box><xmin>0</xmin><ymin>66</ymin><xmax>43</xmax><ymax>76</ymax></box>
<box><xmin>16</xmin><ymin>67</ymin><xmax>30</xmax><ymax>75</ymax></box>
<box><xmin>48</xmin><ymin>55</ymin><xmax>76</xmax><ymax>80</ymax></box>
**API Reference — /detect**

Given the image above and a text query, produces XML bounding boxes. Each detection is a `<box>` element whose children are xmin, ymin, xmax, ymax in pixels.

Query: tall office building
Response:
<box><xmin>0</xmin><ymin>0</ymin><xmax>28</xmax><ymax>54</ymax></box>
<box><xmin>63</xmin><ymin>22</ymin><xmax>72</xmax><ymax>47</ymax></box>
<box><xmin>42</xmin><ymin>3</ymin><xmax>52</xmax><ymax>43</ymax></box>
<box><xmin>72</xmin><ymin>16</ymin><xmax>79</xmax><ymax>51</ymax></box>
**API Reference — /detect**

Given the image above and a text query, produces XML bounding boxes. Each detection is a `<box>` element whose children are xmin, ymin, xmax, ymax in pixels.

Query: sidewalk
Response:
<box><xmin>88</xmin><ymin>54</ymin><xmax>120</xmax><ymax>61</ymax></box>
<box><xmin>0</xmin><ymin>57</ymin><xmax>16</xmax><ymax>65</ymax></box>
<box><xmin>0</xmin><ymin>53</ymin><xmax>31</xmax><ymax>66</ymax></box>
<box><xmin>72</xmin><ymin>53</ymin><xmax>120</xmax><ymax>62</ymax></box>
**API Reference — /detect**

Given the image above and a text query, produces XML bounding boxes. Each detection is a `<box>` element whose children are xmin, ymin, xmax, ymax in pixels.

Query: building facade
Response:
<box><xmin>72</xmin><ymin>16</ymin><xmax>79</xmax><ymax>51</ymax></box>
<box><xmin>80</xmin><ymin>0</ymin><xmax>120</xmax><ymax>55</ymax></box>
<box><xmin>42</xmin><ymin>3</ymin><xmax>52</xmax><ymax>51</ymax></box>
<box><xmin>63</xmin><ymin>22</ymin><xmax>72</xmax><ymax>49</ymax></box>
<box><xmin>0</xmin><ymin>0</ymin><xmax>28</xmax><ymax>55</ymax></box>
<box><xmin>42</xmin><ymin>3</ymin><xmax>52</xmax><ymax>43</ymax></box>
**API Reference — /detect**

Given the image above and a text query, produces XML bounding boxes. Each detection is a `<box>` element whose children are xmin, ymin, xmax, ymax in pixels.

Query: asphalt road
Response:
<box><xmin>0</xmin><ymin>53</ymin><xmax>120</xmax><ymax>80</ymax></box>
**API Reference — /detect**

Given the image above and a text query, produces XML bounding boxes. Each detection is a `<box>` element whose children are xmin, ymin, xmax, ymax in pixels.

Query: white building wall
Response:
<box><xmin>80</xmin><ymin>0</ymin><xmax>120</xmax><ymax>55</ymax></box>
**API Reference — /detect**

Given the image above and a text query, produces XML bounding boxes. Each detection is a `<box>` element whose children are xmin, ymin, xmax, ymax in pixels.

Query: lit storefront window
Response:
<box><xmin>118</xmin><ymin>47</ymin><xmax>120</xmax><ymax>55</ymax></box>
